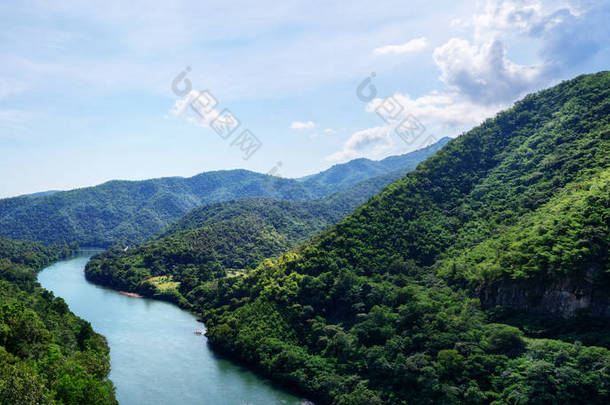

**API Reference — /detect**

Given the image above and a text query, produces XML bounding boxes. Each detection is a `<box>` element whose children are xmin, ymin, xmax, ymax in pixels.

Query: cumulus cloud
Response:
<box><xmin>465</xmin><ymin>0</ymin><xmax>609</xmax><ymax>71</ymax></box>
<box><xmin>330</xmin><ymin>0</ymin><xmax>601</xmax><ymax>162</ymax></box>
<box><xmin>373</xmin><ymin>37</ymin><xmax>428</xmax><ymax>55</ymax></box>
<box><xmin>439</xmin><ymin>1</ymin><xmax>609</xmax><ymax>105</ymax></box>
<box><xmin>367</xmin><ymin>91</ymin><xmax>503</xmax><ymax>130</ymax></box>
<box><xmin>326</xmin><ymin>126</ymin><xmax>395</xmax><ymax>162</ymax></box>
<box><xmin>327</xmin><ymin>89</ymin><xmax>504</xmax><ymax>163</ymax></box>
<box><xmin>290</xmin><ymin>121</ymin><xmax>316</xmax><ymax>130</ymax></box>
<box><xmin>535</xmin><ymin>2</ymin><xmax>610</xmax><ymax>71</ymax></box>
<box><xmin>433</xmin><ymin>38</ymin><xmax>545</xmax><ymax>104</ymax></box>
<box><xmin>329</xmin><ymin>0</ymin><xmax>610</xmax><ymax>164</ymax></box>
<box><xmin>471</xmin><ymin>0</ymin><xmax>544</xmax><ymax>38</ymax></box>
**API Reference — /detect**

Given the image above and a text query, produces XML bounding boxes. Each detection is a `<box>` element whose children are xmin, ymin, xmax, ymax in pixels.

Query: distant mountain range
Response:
<box><xmin>0</xmin><ymin>138</ymin><xmax>448</xmax><ymax>246</ymax></box>
<box><xmin>83</xmin><ymin>169</ymin><xmax>432</xmax><ymax>297</ymax></box>
<box><xmin>297</xmin><ymin>144</ymin><xmax>447</xmax><ymax>195</ymax></box>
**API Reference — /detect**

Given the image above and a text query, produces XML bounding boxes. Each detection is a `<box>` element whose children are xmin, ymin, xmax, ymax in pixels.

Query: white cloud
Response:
<box><xmin>326</xmin><ymin>126</ymin><xmax>395</xmax><ymax>162</ymax></box>
<box><xmin>472</xmin><ymin>0</ymin><xmax>544</xmax><ymax>39</ymax></box>
<box><xmin>433</xmin><ymin>38</ymin><xmax>545</xmax><ymax>104</ymax></box>
<box><xmin>326</xmin><ymin>89</ymin><xmax>504</xmax><ymax>163</ymax></box>
<box><xmin>432</xmin><ymin>0</ymin><xmax>609</xmax><ymax>105</ymax></box>
<box><xmin>330</xmin><ymin>1</ymin><xmax>573</xmax><ymax>163</ymax></box>
<box><xmin>465</xmin><ymin>0</ymin><xmax>609</xmax><ymax>73</ymax></box>
<box><xmin>367</xmin><ymin>91</ymin><xmax>503</xmax><ymax>130</ymax></box>
<box><xmin>171</xmin><ymin>90</ymin><xmax>222</xmax><ymax>128</ymax></box>
<box><xmin>290</xmin><ymin>121</ymin><xmax>316</xmax><ymax>130</ymax></box>
<box><xmin>373</xmin><ymin>37</ymin><xmax>428</xmax><ymax>55</ymax></box>
<box><xmin>323</xmin><ymin>128</ymin><xmax>335</xmax><ymax>134</ymax></box>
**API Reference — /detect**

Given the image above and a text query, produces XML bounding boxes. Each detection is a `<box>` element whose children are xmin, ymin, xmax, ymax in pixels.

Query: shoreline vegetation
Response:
<box><xmin>0</xmin><ymin>239</ymin><xmax>117</xmax><ymax>404</ymax></box>
<box><xmin>84</xmin><ymin>72</ymin><xmax>610</xmax><ymax>405</ymax></box>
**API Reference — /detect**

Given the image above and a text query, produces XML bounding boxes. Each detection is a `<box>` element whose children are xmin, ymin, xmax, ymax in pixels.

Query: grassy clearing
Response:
<box><xmin>145</xmin><ymin>275</ymin><xmax>180</xmax><ymax>290</ymax></box>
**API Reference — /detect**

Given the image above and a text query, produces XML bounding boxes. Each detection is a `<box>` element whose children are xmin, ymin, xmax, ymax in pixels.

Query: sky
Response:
<box><xmin>0</xmin><ymin>0</ymin><xmax>608</xmax><ymax>198</ymax></box>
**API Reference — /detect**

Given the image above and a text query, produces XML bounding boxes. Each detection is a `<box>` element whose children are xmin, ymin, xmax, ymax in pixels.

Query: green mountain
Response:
<box><xmin>0</xmin><ymin>140</ymin><xmax>447</xmax><ymax>247</ymax></box>
<box><xmin>83</xmin><ymin>162</ymin><xmax>439</xmax><ymax>304</ymax></box>
<box><xmin>0</xmin><ymin>238</ymin><xmax>116</xmax><ymax>404</ymax></box>
<box><xmin>297</xmin><ymin>138</ymin><xmax>449</xmax><ymax>195</ymax></box>
<box><xmin>183</xmin><ymin>72</ymin><xmax>609</xmax><ymax>404</ymax></box>
<box><xmin>85</xmin><ymin>198</ymin><xmax>338</xmax><ymax>304</ymax></box>
<box><xmin>20</xmin><ymin>190</ymin><xmax>62</xmax><ymax>198</ymax></box>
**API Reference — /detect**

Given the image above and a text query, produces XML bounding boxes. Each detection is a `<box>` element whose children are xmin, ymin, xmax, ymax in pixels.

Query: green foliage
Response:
<box><xmin>193</xmin><ymin>72</ymin><xmax>610</xmax><ymax>404</ymax></box>
<box><xmin>83</xmin><ymin>72</ymin><xmax>610</xmax><ymax>404</ymax></box>
<box><xmin>0</xmin><ymin>238</ymin><xmax>116</xmax><ymax>404</ymax></box>
<box><xmin>84</xmin><ymin>198</ymin><xmax>345</xmax><ymax>305</ymax></box>
<box><xmin>298</xmin><ymin>137</ymin><xmax>450</xmax><ymax>196</ymax></box>
<box><xmin>0</xmin><ymin>140</ymin><xmax>447</xmax><ymax>247</ymax></box>
<box><xmin>482</xmin><ymin>324</ymin><xmax>525</xmax><ymax>356</ymax></box>
<box><xmin>83</xmin><ymin>158</ymin><xmax>444</xmax><ymax>306</ymax></box>
<box><xmin>442</xmin><ymin>167</ymin><xmax>610</xmax><ymax>285</ymax></box>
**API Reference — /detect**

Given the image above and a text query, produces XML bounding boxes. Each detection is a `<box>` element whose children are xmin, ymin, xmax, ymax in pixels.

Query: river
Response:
<box><xmin>38</xmin><ymin>252</ymin><xmax>305</xmax><ymax>405</ymax></box>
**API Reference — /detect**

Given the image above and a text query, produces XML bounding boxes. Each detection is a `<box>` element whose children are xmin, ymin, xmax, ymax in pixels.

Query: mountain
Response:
<box><xmin>20</xmin><ymin>190</ymin><xmax>62</xmax><ymax>198</ymax></box>
<box><xmin>84</xmin><ymin>164</ymin><xmax>437</xmax><ymax>304</ymax></box>
<box><xmin>181</xmin><ymin>72</ymin><xmax>609</xmax><ymax>404</ymax></box>
<box><xmin>85</xmin><ymin>198</ymin><xmax>338</xmax><ymax>304</ymax></box>
<box><xmin>297</xmin><ymin>137</ymin><xmax>449</xmax><ymax>195</ymax></box>
<box><xmin>0</xmin><ymin>140</ymin><xmax>447</xmax><ymax>247</ymax></box>
<box><xmin>0</xmin><ymin>238</ymin><xmax>116</xmax><ymax>404</ymax></box>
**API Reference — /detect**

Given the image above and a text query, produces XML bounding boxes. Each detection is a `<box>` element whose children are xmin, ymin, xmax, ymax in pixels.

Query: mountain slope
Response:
<box><xmin>297</xmin><ymin>137</ymin><xmax>449</xmax><ymax>194</ymax></box>
<box><xmin>0</xmin><ymin>140</ymin><xmax>447</xmax><ymax>247</ymax></box>
<box><xmin>0</xmin><ymin>238</ymin><xmax>116</xmax><ymax>404</ymax></box>
<box><xmin>84</xmin><ymin>163</ymin><xmax>435</xmax><ymax>304</ymax></box>
<box><xmin>84</xmin><ymin>198</ymin><xmax>338</xmax><ymax>303</ymax></box>
<box><xmin>0</xmin><ymin>171</ymin><xmax>312</xmax><ymax>247</ymax></box>
<box><xmin>195</xmin><ymin>72</ymin><xmax>610</xmax><ymax>404</ymax></box>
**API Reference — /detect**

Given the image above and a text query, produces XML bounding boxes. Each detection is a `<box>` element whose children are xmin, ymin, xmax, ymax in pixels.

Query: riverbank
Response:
<box><xmin>38</xmin><ymin>254</ymin><xmax>305</xmax><ymax>405</ymax></box>
<box><xmin>118</xmin><ymin>290</ymin><xmax>143</xmax><ymax>298</ymax></box>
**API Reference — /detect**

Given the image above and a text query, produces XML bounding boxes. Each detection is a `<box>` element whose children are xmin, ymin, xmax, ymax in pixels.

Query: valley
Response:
<box><xmin>2</xmin><ymin>2</ymin><xmax>609</xmax><ymax>404</ymax></box>
<box><xmin>38</xmin><ymin>253</ymin><xmax>304</xmax><ymax>405</ymax></box>
<box><xmin>1</xmin><ymin>72</ymin><xmax>608</xmax><ymax>404</ymax></box>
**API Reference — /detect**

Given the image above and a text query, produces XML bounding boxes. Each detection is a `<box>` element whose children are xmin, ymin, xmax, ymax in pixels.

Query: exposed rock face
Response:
<box><xmin>480</xmin><ymin>268</ymin><xmax>610</xmax><ymax>319</ymax></box>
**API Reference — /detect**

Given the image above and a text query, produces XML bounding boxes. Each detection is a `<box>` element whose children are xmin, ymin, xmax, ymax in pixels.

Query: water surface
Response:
<box><xmin>38</xmin><ymin>253</ymin><xmax>304</xmax><ymax>405</ymax></box>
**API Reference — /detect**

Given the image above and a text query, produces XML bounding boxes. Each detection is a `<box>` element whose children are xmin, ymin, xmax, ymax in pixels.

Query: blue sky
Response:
<box><xmin>0</xmin><ymin>0</ymin><xmax>608</xmax><ymax>197</ymax></box>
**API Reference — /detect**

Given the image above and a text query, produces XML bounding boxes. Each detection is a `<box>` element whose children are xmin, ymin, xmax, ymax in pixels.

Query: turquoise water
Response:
<box><xmin>38</xmin><ymin>253</ymin><xmax>305</xmax><ymax>405</ymax></box>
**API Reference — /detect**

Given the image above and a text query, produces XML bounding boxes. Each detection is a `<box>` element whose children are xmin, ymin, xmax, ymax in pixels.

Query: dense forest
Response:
<box><xmin>10</xmin><ymin>71</ymin><xmax>610</xmax><ymax>404</ymax></box>
<box><xmin>0</xmin><ymin>238</ymin><xmax>117</xmax><ymax>404</ymax></box>
<box><xmin>87</xmin><ymin>72</ymin><xmax>610</xmax><ymax>404</ymax></box>
<box><xmin>85</xmin><ymin>72</ymin><xmax>610</xmax><ymax>404</ymax></box>
<box><xmin>0</xmin><ymin>139</ymin><xmax>447</xmax><ymax>248</ymax></box>
<box><xmin>83</xmin><ymin>166</ymin><xmax>424</xmax><ymax>305</ymax></box>
<box><xmin>297</xmin><ymin>139</ymin><xmax>450</xmax><ymax>196</ymax></box>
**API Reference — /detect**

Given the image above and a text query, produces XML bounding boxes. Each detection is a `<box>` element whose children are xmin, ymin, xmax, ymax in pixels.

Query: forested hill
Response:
<box><xmin>84</xmin><ymin>162</ymin><xmax>435</xmax><ymax>303</ymax></box>
<box><xmin>0</xmin><ymin>238</ymin><xmax>116</xmax><ymax>404</ymax></box>
<box><xmin>85</xmin><ymin>198</ymin><xmax>340</xmax><ymax>304</ymax></box>
<box><xmin>297</xmin><ymin>137</ymin><xmax>449</xmax><ymax>195</ymax></box>
<box><xmin>0</xmin><ymin>139</ymin><xmax>447</xmax><ymax>247</ymax></box>
<box><xmin>195</xmin><ymin>72</ymin><xmax>610</xmax><ymax>404</ymax></box>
